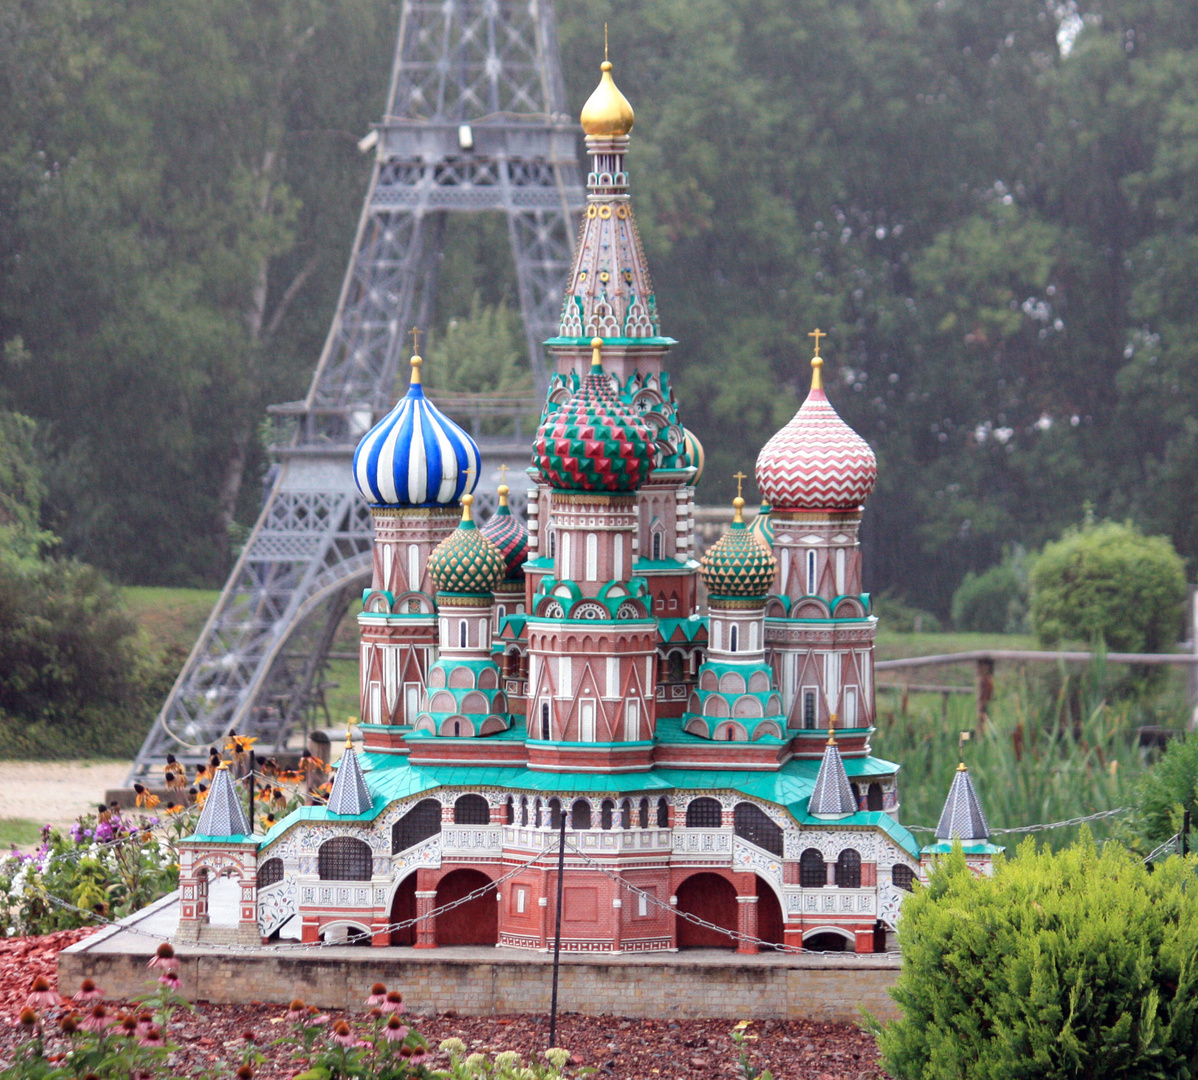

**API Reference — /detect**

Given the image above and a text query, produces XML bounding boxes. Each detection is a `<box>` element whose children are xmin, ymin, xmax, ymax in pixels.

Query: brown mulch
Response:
<box><xmin>0</xmin><ymin>933</ymin><xmax>888</xmax><ymax>1078</ymax></box>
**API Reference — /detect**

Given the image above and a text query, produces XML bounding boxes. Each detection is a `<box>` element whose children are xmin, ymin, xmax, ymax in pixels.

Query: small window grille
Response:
<box><xmin>453</xmin><ymin>794</ymin><xmax>490</xmax><ymax>825</ymax></box>
<box><xmin>685</xmin><ymin>797</ymin><xmax>722</xmax><ymax>828</ymax></box>
<box><xmin>318</xmin><ymin>837</ymin><xmax>372</xmax><ymax>881</ymax></box>
<box><xmin>257</xmin><ymin>857</ymin><xmax>283</xmax><ymax>889</ymax></box>
<box><xmin>836</xmin><ymin>848</ymin><xmax>862</xmax><ymax>889</ymax></box>
<box><xmin>392</xmin><ymin>799</ymin><xmax>442</xmax><ymax>853</ymax></box>
<box><xmin>733</xmin><ymin>802</ymin><xmax>783</xmax><ymax>857</ymax></box>
<box><xmin>571</xmin><ymin>800</ymin><xmax>592</xmax><ymax>829</ymax></box>
<box><xmin>799</xmin><ymin>848</ymin><xmax>826</xmax><ymax>888</ymax></box>
<box><xmin>892</xmin><ymin>864</ymin><xmax>915</xmax><ymax>891</ymax></box>
<box><xmin>803</xmin><ymin>690</ymin><xmax>817</xmax><ymax>729</ymax></box>
<box><xmin>541</xmin><ymin>702</ymin><xmax>551</xmax><ymax>741</ymax></box>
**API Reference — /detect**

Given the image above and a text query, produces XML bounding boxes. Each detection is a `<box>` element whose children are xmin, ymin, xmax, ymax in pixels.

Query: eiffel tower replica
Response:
<box><xmin>129</xmin><ymin>0</ymin><xmax>583</xmax><ymax>781</ymax></box>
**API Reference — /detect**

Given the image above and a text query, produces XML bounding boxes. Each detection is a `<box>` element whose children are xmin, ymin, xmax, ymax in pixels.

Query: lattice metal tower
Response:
<box><xmin>129</xmin><ymin>0</ymin><xmax>583</xmax><ymax>780</ymax></box>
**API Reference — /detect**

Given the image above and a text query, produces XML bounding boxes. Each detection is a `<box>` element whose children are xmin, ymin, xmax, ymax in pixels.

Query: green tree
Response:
<box><xmin>1134</xmin><ymin>735</ymin><xmax>1198</xmax><ymax>851</ymax></box>
<box><xmin>1029</xmin><ymin>519</ymin><xmax>1186</xmax><ymax>653</ymax></box>
<box><xmin>878</xmin><ymin>838</ymin><xmax>1198</xmax><ymax>1079</ymax></box>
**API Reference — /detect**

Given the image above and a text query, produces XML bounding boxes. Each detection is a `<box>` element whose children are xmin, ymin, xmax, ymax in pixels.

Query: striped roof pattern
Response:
<box><xmin>700</xmin><ymin>518</ymin><xmax>776</xmax><ymax>598</ymax></box>
<box><xmin>809</xmin><ymin>739</ymin><xmax>858</xmax><ymax>816</ymax></box>
<box><xmin>353</xmin><ymin>362</ymin><xmax>481</xmax><ymax>507</ymax></box>
<box><xmin>755</xmin><ymin>386</ymin><xmax>877</xmax><ymax>511</ymax></box>
<box><xmin>533</xmin><ymin>365</ymin><xmax>655</xmax><ymax>492</ymax></box>
<box><xmin>429</xmin><ymin>517</ymin><xmax>506</xmax><ymax>595</ymax></box>
<box><xmin>681</xmin><ymin>427</ymin><xmax>705</xmax><ymax>483</ymax></box>
<box><xmin>749</xmin><ymin>503</ymin><xmax>773</xmax><ymax>549</ymax></box>
<box><xmin>327</xmin><ymin>745</ymin><xmax>373</xmax><ymax>816</ymax></box>
<box><xmin>195</xmin><ymin>766</ymin><xmax>251</xmax><ymax>837</ymax></box>
<box><xmin>935</xmin><ymin>766</ymin><xmax>991</xmax><ymax>842</ymax></box>
<box><xmin>481</xmin><ymin>502</ymin><xmax>528</xmax><ymax>581</ymax></box>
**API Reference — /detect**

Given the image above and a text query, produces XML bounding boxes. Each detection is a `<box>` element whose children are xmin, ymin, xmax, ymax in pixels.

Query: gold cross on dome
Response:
<box><xmin>604</xmin><ymin>23</ymin><xmax>609</xmax><ymax>62</ymax></box>
<box><xmin>498</xmin><ymin>463</ymin><xmax>509</xmax><ymax>484</ymax></box>
<box><xmin>733</xmin><ymin>471</ymin><xmax>747</xmax><ymax>499</ymax></box>
<box><xmin>409</xmin><ymin>326</ymin><xmax>422</xmax><ymax>355</ymax></box>
<box><xmin>808</xmin><ymin>327</ymin><xmax>826</xmax><ymax>356</ymax></box>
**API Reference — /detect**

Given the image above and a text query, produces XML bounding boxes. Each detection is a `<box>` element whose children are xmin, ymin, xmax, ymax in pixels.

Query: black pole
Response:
<box><xmin>549</xmin><ymin>805</ymin><xmax>567</xmax><ymax>1049</ymax></box>
<box><xmin>1183</xmin><ymin>809</ymin><xmax>1190</xmax><ymax>856</ymax></box>
<box><xmin>247</xmin><ymin>749</ymin><xmax>255</xmax><ymax>833</ymax></box>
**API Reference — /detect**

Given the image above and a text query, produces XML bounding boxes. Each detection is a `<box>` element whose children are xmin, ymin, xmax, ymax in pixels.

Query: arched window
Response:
<box><xmin>620</xmin><ymin>798</ymin><xmax>632</xmax><ymax>829</ymax></box>
<box><xmin>453</xmin><ymin>794</ymin><xmax>490</xmax><ymax>825</ymax></box>
<box><xmin>850</xmin><ymin>783</ymin><xmax>862</xmax><ymax>808</ymax></box>
<box><xmin>392</xmin><ymin>798</ymin><xmax>442</xmax><ymax>853</ymax></box>
<box><xmin>806</xmin><ymin>550</ymin><xmax>817</xmax><ymax>594</ymax></box>
<box><xmin>572</xmin><ymin>800</ymin><xmax>592</xmax><ymax>830</ymax></box>
<box><xmin>520</xmin><ymin>796</ymin><xmax>529</xmax><ymax>827</ymax></box>
<box><xmin>257</xmin><ymin>857</ymin><xmax>283</xmax><ymax>889</ymax></box>
<box><xmin>600</xmin><ymin>799</ymin><xmax>614</xmax><ymax>829</ymax></box>
<box><xmin>668</xmin><ymin>652</ymin><xmax>684</xmax><ymax>682</ymax></box>
<box><xmin>892</xmin><ymin>865</ymin><xmax>915</xmax><ymax>891</ymax></box>
<box><xmin>534</xmin><ymin>798</ymin><xmax>542</xmax><ymax>827</ymax></box>
<box><xmin>729</xmin><ymin>624</ymin><xmax>738</xmax><ymax>653</ymax></box>
<box><xmin>638</xmin><ymin>798</ymin><xmax>649</xmax><ymax>829</ymax></box>
<box><xmin>803</xmin><ymin>689</ymin><xmax>817</xmax><ymax>729</ymax></box>
<box><xmin>867</xmin><ymin>783</ymin><xmax>884</xmax><ymax>811</ymax></box>
<box><xmin>505</xmin><ymin>796</ymin><xmax>515</xmax><ymax>825</ymax></box>
<box><xmin>548</xmin><ymin>798</ymin><xmax>562</xmax><ymax>829</ymax></box>
<box><xmin>799</xmin><ymin>848</ymin><xmax>826</xmax><ymax>889</ymax></box>
<box><xmin>836</xmin><ymin>848</ymin><xmax>862</xmax><ymax>889</ymax></box>
<box><xmin>453</xmin><ymin>720</ymin><xmax>461</xmax><ymax>737</ymax></box>
<box><xmin>733</xmin><ymin>802</ymin><xmax>783</xmax><ymax>857</ymax></box>
<box><xmin>685</xmin><ymin>797</ymin><xmax>722</xmax><ymax>828</ymax></box>
<box><xmin>458</xmin><ymin>621</ymin><xmax>467</xmax><ymax>648</ymax></box>
<box><xmin>560</xmin><ymin>532</ymin><xmax>570</xmax><ymax>574</ymax></box>
<box><xmin>540</xmin><ymin>702</ymin><xmax>551</xmax><ymax>741</ymax></box>
<box><xmin>318</xmin><ymin>837</ymin><xmax>372</xmax><ymax>881</ymax></box>
<box><xmin>652</xmin><ymin>532</ymin><xmax>662</xmax><ymax>561</ymax></box>
<box><xmin>585</xmin><ymin>533</ymin><xmax>598</xmax><ymax>580</ymax></box>
<box><xmin>656</xmin><ymin>797</ymin><xmax>669</xmax><ymax>828</ymax></box>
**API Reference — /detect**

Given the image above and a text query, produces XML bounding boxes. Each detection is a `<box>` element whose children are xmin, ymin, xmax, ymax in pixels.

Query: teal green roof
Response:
<box><xmin>544</xmin><ymin>335</ymin><xmax>678</xmax><ymax>347</ymax></box>
<box><xmin>657</xmin><ymin>616</ymin><xmax>707</xmax><ymax>642</ymax></box>
<box><xmin>186</xmin><ymin>834</ymin><xmax>260</xmax><ymax>846</ymax></box>
<box><xmin>921</xmin><ymin>840</ymin><xmax>1004</xmax><ymax>856</ymax></box>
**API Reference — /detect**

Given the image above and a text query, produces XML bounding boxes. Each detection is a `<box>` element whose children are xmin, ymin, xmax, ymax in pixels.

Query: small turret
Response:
<box><xmin>809</xmin><ymin>725</ymin><xmax>857</xmax><ymax>818</ymax></box>
<box><xmin>195</xmin><ymin>763</ymin><xmax>252</xmax><ymax>837</ymax></box>
<box><xmin>326</xmin><ymin>725</ymin><xmax>373</xmax><ymax>816</ymax></box>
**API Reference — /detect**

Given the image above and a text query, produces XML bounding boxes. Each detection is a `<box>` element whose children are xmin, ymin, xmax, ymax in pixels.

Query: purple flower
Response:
<box><xmin>157</xmin><ymin>972</ymin><xmax>181</xmax><ymax>991</ymax></box>
<box><xmin>330</xmin><ymin>1021</ymin><xmax>357</xmax><ymax>1047</ymax></box>
<box><xmin>139</xmin><ymin>1026</ymin><xmax>165</xmax><ymax>1048</ymax></box>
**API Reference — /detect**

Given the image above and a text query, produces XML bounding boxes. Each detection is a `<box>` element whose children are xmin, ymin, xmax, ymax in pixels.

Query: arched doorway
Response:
<box><xmin>805</xmin><ymin>931</ymin><xmax>850</xmax><ymax>952</ymax></box>
<box><xmin>389</xmin><ymin>874</ymin><xmax>418</xmax><ymax>946</ymax></box>
<box><xmin>755</xmin><ymin>876</ymin><xmax>784</xmax><ymax>950</ymax></box>
<box><xmin>675</xmin><ymin>872</ymin><xmax>737</xmax><ymax>950</ymax></box>
<box><xmin>434</xmin><ymin>869</ymin><xmax>497</xmax><ymax>946</ymax></box>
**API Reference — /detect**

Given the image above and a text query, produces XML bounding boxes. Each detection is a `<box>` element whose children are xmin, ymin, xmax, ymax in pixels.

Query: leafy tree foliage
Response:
<box><xmin>878</xmin><ymin>839</ymin><xmax>1198</xmax><ymax>1080</ymax></box>
<box><xmin>1135</xmin><ymin>734</ymin><xmax>1198</xmax><ymax>850</ymax></box>
<box><xmin>951</xmin><ymin>546</ymin><xmax>1030</xmax><ymax>633</ymax></box>
<box><xmin>1029</xmin><ymin>519</ymin><xmax>1186</xmax><ymax>653</ymax></box>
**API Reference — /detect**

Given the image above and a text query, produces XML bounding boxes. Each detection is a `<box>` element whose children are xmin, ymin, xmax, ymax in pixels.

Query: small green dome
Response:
<box><xmin>701</xmin><ymin>498</ymin><xmax>777</xmax><ymax>598</ymax></box>
<box><xmin>428</xmin><ymin>496</ymin><xmax>506</xmax><ymax>594</ymax></box>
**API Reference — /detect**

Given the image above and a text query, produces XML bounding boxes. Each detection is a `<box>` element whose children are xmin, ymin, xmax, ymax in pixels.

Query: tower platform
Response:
<box><xmin>59</xmin><ymin>892</ymin><xmax>900</xmax><ymax>1024</ymax></box>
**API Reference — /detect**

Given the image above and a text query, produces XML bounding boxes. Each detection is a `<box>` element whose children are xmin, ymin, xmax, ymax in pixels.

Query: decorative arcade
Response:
<box><xmin>177</xmin><ymin>52</ymin><xmax>1000</xmax><ymax>955</ymax></box>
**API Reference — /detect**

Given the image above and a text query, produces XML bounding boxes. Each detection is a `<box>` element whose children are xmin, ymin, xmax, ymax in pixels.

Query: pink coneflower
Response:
<box><xmin>285</xmin><ymin>999</ymin><xmax>306</xmax><ymax>1022</ymax></box>
<box><xmin>138</xmin><ymin>1026</ymin><xmax>165</xmax><ymax>1048</ymax></box>
<box><xmin>330</xmin><ymin>1020</ymin><xmax>357</xmax><ymax>1047</ymax></box>
<box><xmin>73</xmin><ymin>979</ymin><xmax>104</xmax><ymax>1004</ymax></box>
<box><xmin>135</xmin><ymin>1012</ymin><xmax>154</xmax><ymax>1035</ymax></box>
<box><xmin>59</xmin><ymin>1013</ymin><xmax>80</xmax><ymax>1035</ymax></box>
<box><xmin>146</xmin><ymin>943</ymin><xmax>179</xmax><ymax>974</ymax></box>
<box><xmin>235</xmin><ymin>1066</ymin><xmax>254</xmax><ymax>1080</ymax></box>
<box><xmin>305</xmin><ymin>1005</ymin><xmax>330</xmax><ymax>1025</ymax></box>
<box><xmin>119</xmin><ymin>1015</ymin><xmax>139</xmax><ymax>1037</ymax></box>
<box><xmin>26</xmin><ymin>976</ymin><xmax>59</xmax><ymax>1010</ymax></box>
<box><xmin>157</xmin><ymin>972</ymin><xmax>182</xmax><ymax>991</ymax></box>
<box><xmin>366</xmin><ymin>982</ymin><xmax>388</xmax><ymax>1006</ymax></box>
<box><xmin>18</xmin><ymin>1007</ymin><xmax>39</xmax><ymax>1031</ymax></box>
<box><xmin>80</xmin><ymin>1004</ymin><xmax>113</xmax><ymax>1033</ymax></box>
<box><xmin>381</xmin><ymin>990</ymin><xmax>405</xmax><ymax>1014</ymax></box>
<box><xmin>382</xmin><ymin>1015</ymin><xmax>409</xmax><ymax>1043</ymax></box>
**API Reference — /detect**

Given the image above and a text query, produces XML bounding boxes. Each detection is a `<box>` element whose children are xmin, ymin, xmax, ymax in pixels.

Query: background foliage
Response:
<box><xmin>0</xmin><ymin>0</ymin><xmax>1196</xmax><ymax>616</ymax></box>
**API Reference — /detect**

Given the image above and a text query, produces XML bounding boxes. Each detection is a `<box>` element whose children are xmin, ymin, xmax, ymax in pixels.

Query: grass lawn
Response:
<box><xmin>121</xmin><ymin>586</ymin><xmax>220</xmax><ymax>659</ymax></box>
<box><xmin>0</xmin><ymin>818</ymin><xmax>44</xmax><ymax>848</ymax></box>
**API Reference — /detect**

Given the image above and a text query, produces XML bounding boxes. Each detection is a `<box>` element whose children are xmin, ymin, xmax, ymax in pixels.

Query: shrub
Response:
<box><xmin>1029</xmin><ymin>520</ymin><xmax>1186</xmax><ymax>654</ymax></box>
<box><xmin>951</xmin><ymin>546</ymin><xmax>1030</xmax><ymax>633</ymax></box>
<box><xmin>876</xmin><ymin>837</ymin><xmax>1198</xmax><ymax>1079</ymax></box>
<box><xmin>1134</xmin><ymin>733</ymin><xmax>1198</xmax><ymax>851</ymax></box>
<box><xmin>874</xmin><ymin>590</ymin><xmax>942</xmax><ymax>633</ymax></box>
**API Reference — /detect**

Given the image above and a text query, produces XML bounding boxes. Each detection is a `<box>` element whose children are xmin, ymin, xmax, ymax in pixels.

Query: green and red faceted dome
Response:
<box><xmin>700</xmin><ymin>498</ymin><xmax>778</xmax><ymax>599</ymax></box>
<box><xmin>480</xmin><ymin>485</ymin><xmax>528</xmax><ymax>581</ymax></box>
<box><xmin>533</xmin><ymin>340</ymin><xmax>655</xmax><ymax>492</ymax></box>
<box><xmin>428</xmin><ymin>496</ymin><xmax>506</xmax><ymax>595</ymax></box>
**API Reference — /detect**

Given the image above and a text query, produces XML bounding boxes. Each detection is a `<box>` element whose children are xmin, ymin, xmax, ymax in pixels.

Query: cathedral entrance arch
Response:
<box><xmin>389</xmin><ymin>873</ymin><xmax>418</xmax><ymax>946</ymax></box>
<box><xmin>675</xmin><ymin>872</ymin><xmax>737</xmax><ymax>950</ymax></box>
<box><xmin>434</xmin><ymin>869</ymin><xmax>498</xmax><ymax>946</ymax></box>
<box><xmin>755</xmin><ymin>875</ymin><xmax>784</xmax><ymax>949</ymax></box>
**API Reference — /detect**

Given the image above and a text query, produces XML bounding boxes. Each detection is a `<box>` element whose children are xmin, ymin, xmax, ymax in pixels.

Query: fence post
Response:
<box><xmin>1189</xmin><ymin>586</ymin><xmax>1198</xmax><ymax>731</ymax></box>
<box><xmin>975</xmin><ymin>658</ymin><xmax>995</xmax><ymax>732</ymax></box>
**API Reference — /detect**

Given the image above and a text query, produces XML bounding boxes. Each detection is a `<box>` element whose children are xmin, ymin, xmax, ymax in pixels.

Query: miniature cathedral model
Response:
<box><xmin>176</xmin><ymin>51</ymin><xmax>997</xmax><ymax>953</ymax></box>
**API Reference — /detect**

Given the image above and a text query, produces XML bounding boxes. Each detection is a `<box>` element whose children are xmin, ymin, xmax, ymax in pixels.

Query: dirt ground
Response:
<box><xmin>0</xmin><ymin>761</ymin><xmax>131</xmax><ymax>829</ymax></box>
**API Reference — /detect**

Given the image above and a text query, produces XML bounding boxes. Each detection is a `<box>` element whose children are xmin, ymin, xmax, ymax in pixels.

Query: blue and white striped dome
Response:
<box><xmin>353</xmin><ymin>356</ymin><xmax>481</xmax><ymax>507</ymax></box>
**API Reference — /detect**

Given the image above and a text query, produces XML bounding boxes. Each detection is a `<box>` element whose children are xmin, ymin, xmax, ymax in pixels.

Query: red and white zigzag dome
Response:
<box><xmin>755</xmin><ymin>355</ymin><xmax>877</xmax><ymax>512</ymax></box>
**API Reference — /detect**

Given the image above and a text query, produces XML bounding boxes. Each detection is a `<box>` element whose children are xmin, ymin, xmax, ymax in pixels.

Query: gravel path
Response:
<box><xmin>0</xmin><ymin>761</ymin><xmax>129</xmax><ymax>828</ymax></box>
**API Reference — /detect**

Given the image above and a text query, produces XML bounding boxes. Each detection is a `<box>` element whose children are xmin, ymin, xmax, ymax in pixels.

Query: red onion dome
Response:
<box><xmin>755</xmin><ymin>349</ymin><xmax>877</xmax><ymax>512</ymax></box>
<box><xmin>532</xmin><ymin>339</ymin><xmax>655</xmax><ymax>492</ymax></box>
<box><xmin>480</xmin><ymin>485</ymin><xmax>528</xmax><ymax>580</ymax></box>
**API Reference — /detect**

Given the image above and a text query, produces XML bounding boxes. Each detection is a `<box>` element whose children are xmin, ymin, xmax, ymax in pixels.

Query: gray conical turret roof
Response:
<box><xmin>809</xmin><ymin>731</ymin><xmax>857</xmax><ymax>817</ymax></box>
<box><xmin>195</xmin><ymin>764</ymin><xmax>252</xmax><ymax>837</ymax></box>
<box><xmin>327</xmin><ymin>736</ymin><xmax>373</xmax><ymax>816</ymax></box>
<box><xmin>934</xmin><ymin>764</ymin><xmax>990</xmax><ymax>842</ymax></box>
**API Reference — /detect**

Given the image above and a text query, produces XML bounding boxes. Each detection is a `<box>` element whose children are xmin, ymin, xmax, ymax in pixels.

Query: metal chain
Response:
<box><xmin>905</xmin><ymin>806</ymin><xmax>1130</xmax><ymax>835</ymax></box>
<box><xmin>1142</xmin><ymin>834</ymin><xmax>1180</xmax><ymax>865</ymax></box>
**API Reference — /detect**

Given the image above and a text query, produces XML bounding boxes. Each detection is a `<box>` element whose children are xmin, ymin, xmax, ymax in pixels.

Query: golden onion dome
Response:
<box><xmin>580</xmin><ymin>59</ymin><xmax>635</xmax><ymax>137</ymax></box>
<box><xmin>428</xmin><ymin>496</ymin><xmax>506</xmax><ymax>595</ymax></box>
<box><xmin>700</xmin><ymin>497</ymin><xmax>777</xmax><ymax>599</ymax></box>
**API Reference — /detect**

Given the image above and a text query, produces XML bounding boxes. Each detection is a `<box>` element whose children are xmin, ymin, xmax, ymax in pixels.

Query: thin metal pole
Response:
<box><xmin>549</xmin><ymin>806</ymin><xmax>567</xmax><ymax>1049</ymax></box>
<box><xmin>1183</xmin><ymin>809</ymin><xmax>1190</xmax><ymax>857</ymax></box>
<box><xmin>247</xmin><ymin>749</ymin><xmax>255</xmax><ymax>834</ymax></box>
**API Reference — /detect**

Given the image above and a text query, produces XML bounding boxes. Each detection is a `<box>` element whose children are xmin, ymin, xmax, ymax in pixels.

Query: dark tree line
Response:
<box><xmin>1</xmin><ymin>0</ymin><xmax>1195</xmax><ymax>614</ymax></box>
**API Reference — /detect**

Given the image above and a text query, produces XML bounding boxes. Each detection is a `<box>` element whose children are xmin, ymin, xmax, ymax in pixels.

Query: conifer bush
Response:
<box><xmin>876</xmin><ymin>838</ymin><xmax>1198</xmax><ymax>1079</ymax></box>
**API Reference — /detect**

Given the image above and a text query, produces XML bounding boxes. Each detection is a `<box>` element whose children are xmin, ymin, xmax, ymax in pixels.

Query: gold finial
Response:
<box><xmin>808</xmin><ymin>329</ymin><xmax>825</xmax><ymax>392</ymax></box>
<box><xmin>409</xmin><ymin>326</ymin><xmax>422</xmax><ymax>354</ymax></box>
<box><xmin>580</xmin><ymin>42</ymin><xmax>635</xmax><ymax>137</ymax></box>
<box><xmin>497</xmin><ymin>465</ymin><xmax>510</xmax><ymax>507</ymax></box>
<box><xmin>808</xmin><ymin>327</ymin><xmax>825</xmax><ymax>356</ymax></box>
<box><xmin>733</xmin><ymin>471</ymin><xmax>747</xmax><ymax>500</ymax></box>
<box><xmin>461</xmin><ymin>493</ymin><xmax>474</xmax><ymax>523</ymax></box>
<box><xmin>498</xmin><ymin>463</ymin><xmax>509</xmax><ymax>485</ymax></box>
<box><xmin>216</xmin><ymin>761</ymin><xmax>230</xmax><ymax>772</ymax></box>
<box><xmin>590</xmin><ymin>337</ymin><xmax>604</xmax><ymax>370</ymax></box>
<box><xmin>409</xmin><ymin>353</ymin><xmax>423</xmax><ymax>386</ymax></box>
<box><xmin>732</xmin><ymin>496</ymin><xmax>745</xmax><ymax>523</ymax></box>
<box><xmin>346</xmin><ymin>718</ymin><xmax>355</xmax><ymax>749</ymax></box>
<box><xmin>958</xmin><ymin>730</ymin><xmax>971</xmax><ymax>770</ymax></box>
<box><xmin>827</xmin><ymin>714</ymin><xmax>838</xmax><ymax>746</ymax></box>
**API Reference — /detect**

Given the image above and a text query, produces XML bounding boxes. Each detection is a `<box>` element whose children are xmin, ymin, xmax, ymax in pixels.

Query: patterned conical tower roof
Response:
<box><xmin>428</xmin><ymin>496</ymin><xmax>506</xmax><ymax>594</ymax></box>
<box><xmin>533</xmin><ymin>341</ymin><xmax>655</xmax><ymax>492</ymax></box>
<box><xmin>934</xmin><ymin>764</ymin><xmax>991</xmax><ymax>842</ymax></box>
<box><xmin>353</xmin><ymin>354</ymin><xmax>481</xmax><ymax>507</ymax></box>
<box><xmin>195</xmin><ymin>763</ymin><xmax>251</xmax><ymax>837</ymax></box>
<box><xmin>327</xmin><ymin>729</ymin><xmax>373</xmax><ymax>816</ymax></box>
<box><xmin>809</xmin><ymin>727</ymin><xmax>857</xmax><ymax>817</ymax></box>
<box><xmin>700</xmin><ymin>497</ymin><xmax>777</xmax><ymax>599</ymax></box>
<box><xmin>755</xmin><ymin>343</ymin><xmax>877</xmax><ymax>513</ymax></box>
<box><xmin>480</xmin><ymin>485</ymin><xmax>528</xmax><ymax>581</ymax></box>
<box><xmin>680</xmin><ymin>428</ymin><xmax>705</xmax><ymax>483</ymax></box>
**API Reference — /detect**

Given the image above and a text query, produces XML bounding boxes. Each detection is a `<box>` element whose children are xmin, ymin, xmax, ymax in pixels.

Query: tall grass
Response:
<box><xmin>877</xmin><ymin>657</ymin><xmax>1189</xmax><ymax>849</ymax></box>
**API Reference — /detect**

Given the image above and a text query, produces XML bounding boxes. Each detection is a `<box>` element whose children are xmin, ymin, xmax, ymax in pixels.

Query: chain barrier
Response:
<box><xmin>904</xmin><ymin>806</ymin><xmax>1131</xmax><ymax>835</ymax></box>
<box><xmin>1142</xmin><ymin>834</ymin><xmax>1180</xmax><ymax>865</ymax></box>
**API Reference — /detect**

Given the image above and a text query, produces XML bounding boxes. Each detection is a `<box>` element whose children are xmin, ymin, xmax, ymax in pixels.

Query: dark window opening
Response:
<box><xmin>318</xmin><ymin>837</ymin><xmax>372</xmax><ymax>881</ymax></box>
<box><xmin>685</xmin><ymin>797</ymin><xmax>722</xmax><ymax>828</ymax></box>
<box><xmin>392</xmin><ymin>798</ymin><xmax>442</xmax><ymax>853</ymax></box>
<box><xmin>453</xmin><ymin>794</ymin><xmax>490</xmax><ymax>825</ymax></box>
<box><xmin>836</xmin><ymin>848</ymin><xmax>862</xmax><ymax>889</ymax></box>
<box><xmin>733</xmin><ymin>803</ymin><xmax>783</xmax><ymax>857</ymax></box>
<box><xmin>799</xmin><ymin>848</ymin><xmax>825</xmax><ymax>889</ymax></box>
